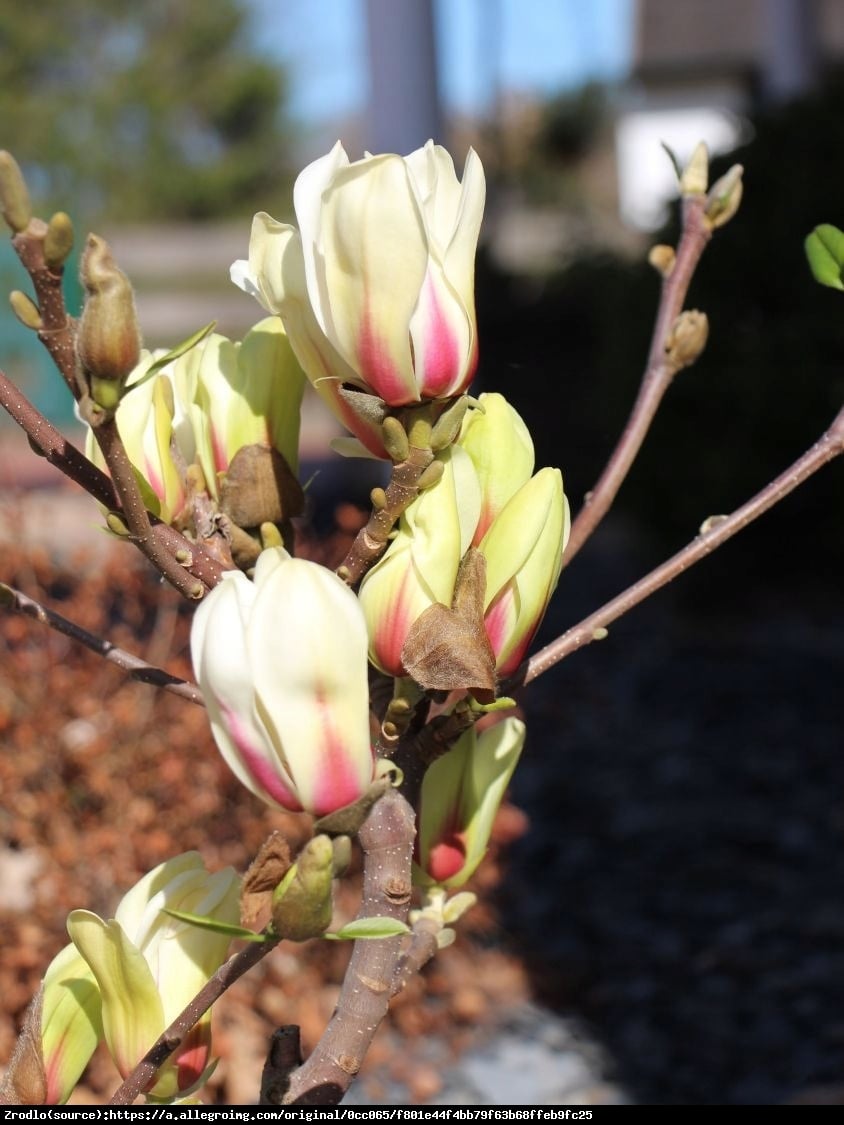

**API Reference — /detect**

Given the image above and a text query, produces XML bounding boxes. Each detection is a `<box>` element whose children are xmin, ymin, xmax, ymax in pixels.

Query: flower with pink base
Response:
<box><xmin>191</xmin><ymin>547</ymin><xmax>374</xmax><ymax>817</ymax></box>
<box><xmin>231</xmin><ymin>141</ymin><xmax>486</xmax><ymax>452</ymax></box>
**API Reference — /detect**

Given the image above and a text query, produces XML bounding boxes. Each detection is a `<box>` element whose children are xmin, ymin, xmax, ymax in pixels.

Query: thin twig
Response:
<box><xmin>91</xmin><ymin>417</ymin><xmax>207</xmax><ymax>600</ymax></box>
<box><xmin>109</xmin><ymin>939</ymin><xmax>277</xmax><ymax>1105</ymax></box>
<box><xmin>0</xmin><ymin>367</ymin><xmax>227</xmax><ymax>592</ymax></box>
<box><xmin>337</xmin><ymin>444</ymin><xmax>434</xmax><ymax>586</ymax></box>
<box><xmin>563</xmin><ymin>195</ymin><xmax>712</xmax><ymax>566</ymax></box>
<box><xmin>11</xmin><ymin>222</ymin><xmax>80</xmax><ymax>396</ymax></box>
<box><xmin>525</xmin><ymin>406</ymin><xmax>844</xmax><ymax>683</ymax></box>
<box><xmin>0</xmin><ymin>581</ymin><xmax>204</xmax><ymax>705</ymax></box>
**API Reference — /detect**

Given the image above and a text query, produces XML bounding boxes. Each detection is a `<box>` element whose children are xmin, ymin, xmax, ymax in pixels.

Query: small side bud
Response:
<box><xmin>665</xmin><ymin>310</ymin><xmax>709</xmax><ymax>370</ymax></box>
<box><xmin>271</xmin><ymin>835</ymin><xmax>335</xmax><ymax>942</ymax></box>
<box><xmin>9</xmin><ymin>290</ymin><xmax>42</xmax><ymax>330</ymax></box>
<box><xmin>416</xmin><ymin>460</ymin><xmax>445</xmax><ymax>490</ymax></box>
<box><xmin>430</xmin><ymin>395</ymin><xmax>470</xmax><ymax>451</ymax></box>
<box><xmin>705</xmin><ymin>164</ymin><xmax>744</xmax><ymax>230</ymax></box>
<box><xmin>0</xmin><ymin>151</ymin><xmax>32</xmax><ymax>233</ymax></box>
<box><xmin>648</xmin><ymin>245</ymin><xmax>676</xmax><ymax>278</ymax></box>
<box><xmin>44</xmin><ymin>212</ymin><xmax>75</xmax><ymax>270</ymax></box>
<box><xmin>370</xmin><ymin>486</ymin><xmax>387</xmax><ymax>511</ymax></box>
<box><xmin>680</xmin><ymin>141</ymin><xmax>709</xmax><ymax>196</ymax></box>
<box><xmin>105</xmin><ymin>512</ymin><xmax>131</xmax><ymax>537</ymax></box>
<box><xmin>381</xmin><ymin>415</ymin><xmax>410</xmax><ymax>462</ymax></box>
<box><xmin>77</xmin><ymin>235</ymin><xmax>141</xmax><ymax>410</ymax></box>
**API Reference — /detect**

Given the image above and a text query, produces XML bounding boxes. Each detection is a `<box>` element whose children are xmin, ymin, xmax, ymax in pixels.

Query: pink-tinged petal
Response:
<box><xmin>225</xmin><ymin>706</ymin><xmax>302</xmax><ymax>812</ymax></box>
<box><xmin>317</xmin><ymin>155</ymin><xmax>428</xmax><ymax>403</ymax></box>
<box><xmin>357</xmin><ymin>303</ymin><xmax>419</xmax><ymax>406</ymax></box>
<box><xmin>176</xmin><ymin>1024</ymin><xmax>211</xmax><ymax>1091</ymax></box>
<box><xmin>307</xmin><ymin>694</ymin><xmax>375</xmax><ymax>816</ymax></box>
<box><xmin>409</xmin><ymin>271</ymin><xmax>464</xmax><ymax>399</ymax></box>
<box><xmin>427</xmin><ymin>833</ymin><xmax>468</xmax><ymax>884</ymax></box>
<box><xmin>247</xmin><ymin>553</ymin><xmax>374</xmax><ymax>816</ymax></box>
<box><xmin>359</xmin><ymin>544</ymin><xmax>420</xmax><ymax>675</ymax></box>
<box><xmin>483</xmin><ymin>580</ymin><xmax>519</xmax><ymax>662</ymax></box>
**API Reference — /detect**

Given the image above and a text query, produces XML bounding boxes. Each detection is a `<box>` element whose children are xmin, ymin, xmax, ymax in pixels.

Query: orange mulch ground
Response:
<box><xmin>0</xmin><ymin>498</ymin><xmax>531</xmax><ymax>1105</ymax></box>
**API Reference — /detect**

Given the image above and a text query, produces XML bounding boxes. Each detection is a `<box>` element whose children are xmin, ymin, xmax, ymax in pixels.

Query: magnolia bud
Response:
<box><xmin>0</xmin><ymin>150</ymin><xmax>32</xmax><ymax>233</ymax></box>
<box><xmin>665</xmin><ymin>310</ymin><xmax>709</xmax><ymax>369</ymax></box>
<box><xmin>679</xmin><ymin>141</ymin><xmax>709</xmax><ymax>196</ymax></box>
<box><xmin>271</xmin><ymin>835</ymin><xmax>335</xmax><ymax>941</ymax></box>
<box><xmin>705</xmin><ymin>164</ymin><xmax>744</xmax><ymax>230</ymax></box>
<box><xmin>77</xmin><ymin>235</ymin><xmax>141</xmax><ymax>409</ymax></box>
<box><xmin>44</xmin><ymin>212</ymin><xmax>75</xmax><ymax>270</ymax></box>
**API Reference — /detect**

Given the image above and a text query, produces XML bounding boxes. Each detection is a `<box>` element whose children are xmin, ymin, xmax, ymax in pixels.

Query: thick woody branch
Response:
<box><xmin>563</xmin><ymin>195</ymin><xmax>712</xmax><ymax>566</ymax></box>
<box><xmin>281</xmin><ymin>788</ymin><xmax>416</xmax><ymax>1105</ymax></box>
<box><xmin>0</xmin><ymin>581</ymin><xmax>204</xmax><ymax>705</ymax></box>
<box><xmin>109</xmin><ymin>939</ymin><xmax>277</xmax><ymax>1106</ymax></box>
<box><xmin>525</xmin><ymin>406</ymin><xmax>844</xmax><ymax>682</ymax></box>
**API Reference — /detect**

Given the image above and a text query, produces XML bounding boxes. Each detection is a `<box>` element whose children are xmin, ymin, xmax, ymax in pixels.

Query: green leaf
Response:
<box><xmin>805</xmin><ymin>225</ymin><xmax>844</xmax><ymax>290</ymax></box>
<box><xmin>161</xmin><ymin>909</ymin><xmax>272</xmax><ymax>943</ymax></box>
<box><xmin>660</xmin><ymin>141</ymin><xmax>683</xmax><ymax>182</ymax></box>
<box><xmin>324</xmin><ymin>917</ymin><xmax>411</xmax><ymax>941</ymax></box>
<box><xmin>130</xmin><ymin>321</ymin><xmax>217</xmax><ymax>390</ymax></box>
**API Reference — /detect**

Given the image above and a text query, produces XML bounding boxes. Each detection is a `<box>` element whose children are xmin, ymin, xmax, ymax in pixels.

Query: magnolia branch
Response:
<box><xmin>109</xmin><ymin>939</ymin><xmax>277</xmax><ymax>1106</ymax></box>
<box><xmin>90</xmin><ymin>415</ymin><xmax>209</xmax><ymax>599</ymax></box>
<box><xmin>0</xmin><ymin>581</ymin><xmax>204</xmax><ymax>705</ymax></box>
<box><xmin>281</xmin><ymin>788</ymin><xmax>416</xmax><ymax>1105</ymax></box>
<box><xmin>525</xmin><ymin>405</ymin><xmax>844</xmax><ymax>682</ymax></box>
<box><xmin>11</xmin><ymin>222</ymin><xmax>80</xmax><ymax>396</ymax></box>
<box><xmin>563</xmin><ymin>194</ymin><xmax>712</xmax><ymax>566</ymax></box>
<box><xmin>0</xmin><ymin>367</ymin><xmax>227</xmax><ymax>593</ymax></box>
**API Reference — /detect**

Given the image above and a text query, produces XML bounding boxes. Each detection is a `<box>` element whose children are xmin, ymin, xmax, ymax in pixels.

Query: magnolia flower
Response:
<box><xmin>458</xmin><ymin>392</ymin><xmax>535</xmax><ymax>544</ymax></box>
<box><xmin>479</xmin><ymin>467</ymin><xmax>569</xmax><ymax>677</ymax></box>
<box><xmin>57</xmin><ymin>853</ymin><xmax>239</xmax><ymax>1102</ymax></box>
<box><xmin>84</xmin><ymin>318</ymin><xmax>304</xmax><ymax>523</ymax></box>
<box><xmin>358</xmin><ymin>445</ymin><xmax>481</xmax><ymax>676</ymax></box>
<box><xmin>39</xmin><ymin>945</ymin><xmax>101</xmax><ymax>1104</ymax></box>
<box><xmin>231</xmin><ymin>141</ymin><xmax>486</xmax><ymax>450</ymax></box>
<box><xmin>191</xmin><ymin>547</ymin><xmax>374</xmax><ymax>816</ymax></box>
<box><xmin>415</xmin><ymin>718</ymin><xmax>525</xmax><ymax>888</ymax></box>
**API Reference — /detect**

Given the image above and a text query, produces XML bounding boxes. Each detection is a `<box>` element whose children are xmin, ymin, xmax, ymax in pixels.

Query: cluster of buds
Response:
<box><xmin>37</xmin><ymin>854</ymin><xmax>239</xmax><ymax>1104</ymax></box>
<box><xmin>359</xmin><ymin>393</ymin><xmax>569</xmax><ymax>686</ymax></box>
<box><xmin>83</xmin><ymin>317</ymin><xmax>305</xmax><ymax>534</ymax></box>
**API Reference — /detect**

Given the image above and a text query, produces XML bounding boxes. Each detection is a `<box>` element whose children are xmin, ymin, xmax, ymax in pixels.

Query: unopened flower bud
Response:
<box><xmin>679</xmin><ymin>141</ymin><xmax>709</xmax><ymax>196</ymax></box>
<box><xmin>9</xmin><ymin>289</ymin><xmax>43</xmax><ymax>330</ymax></box>
<box><xmin>271</xmin><ymin>835</ymin><xmax>335</xmax><ymax>941</ymax></box>
<box><xmin>705</xmin><ymin>164</ymin><xmax>744</xmax><ymax>230</ymax></box>
<box><xmin>648</xmin><ymin>244</ymin><xmax>676</xmax><ymax>278</ymax></box>
<box><xmin>0</xmin><ymin>150</ymin><xmax>32</xmax><ymax>233</ymax></box>
<box><xmin>77</xmin><ymin>235</ymin><xmax>141</xmax><ymax>409</ymax></box>
<box><xmin>665</xmin><ymin>309</ymin><xmax>709</xmax><ymax>369</ymax></box>
<box><xmin>415</xmin><ymin>719</ymin><xmax>525</xmax><ymax>888</ymax></box>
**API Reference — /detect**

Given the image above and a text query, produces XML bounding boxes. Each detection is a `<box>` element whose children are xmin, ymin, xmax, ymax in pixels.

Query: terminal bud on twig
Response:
<box><xmin>77</xmin><ymin>234</ymin><xmax>141</xmax><ymax>410</ymax></box>
<box><xmin>679</xmin><ymin>141</ymin><xmax>709</xmax><ymax>196</ymax></box>
<box><xmin>0</xmin><ymin>150</ymin><xmax>32</xmax><ymax>233</ymax></box>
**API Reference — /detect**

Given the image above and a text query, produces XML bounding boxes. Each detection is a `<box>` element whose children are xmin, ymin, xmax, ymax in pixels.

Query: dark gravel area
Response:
<box><xmin>499</xmin><ymin>517</ymin><xmax>844</xmax><ymax>1106</ymax></box>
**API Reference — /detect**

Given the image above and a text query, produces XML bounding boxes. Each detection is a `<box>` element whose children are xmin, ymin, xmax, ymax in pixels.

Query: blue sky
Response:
<box><xmin>250</xmin><ymin>0</ymin><xmax>634</xmax><ymax>127</ymax></box>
